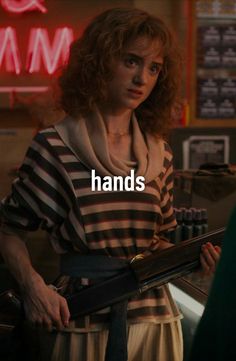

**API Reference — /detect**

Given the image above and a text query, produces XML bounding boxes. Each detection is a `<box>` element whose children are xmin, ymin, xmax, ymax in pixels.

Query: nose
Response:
<box><xmin>133</xmin><ymin>67</ymin><xmax>147</xmax><ymax>86</ymax></box>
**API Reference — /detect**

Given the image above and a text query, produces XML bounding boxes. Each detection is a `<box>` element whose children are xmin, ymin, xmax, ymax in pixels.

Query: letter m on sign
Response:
<box><xmin>27</xmin><ymin>28</ymin><xmax>74</xmax><ymax>74</ymax></box>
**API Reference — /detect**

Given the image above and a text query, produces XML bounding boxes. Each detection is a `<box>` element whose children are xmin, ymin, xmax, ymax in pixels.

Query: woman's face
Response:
<box><xmin>105</xmin><ymin>36</ymin><xmax>163</xmax><ymax>113</ymax></box>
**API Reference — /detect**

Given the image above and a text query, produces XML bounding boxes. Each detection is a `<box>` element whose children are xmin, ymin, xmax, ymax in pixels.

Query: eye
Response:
<box><xmin>149</xmin><ymin>63</ymin><xmax>162</xmax><ymax>75</ymax></box>
<box><xmin>124</xmin><ymin>56</ymin><xmax>138</xmax><ymax>68</ymax></box>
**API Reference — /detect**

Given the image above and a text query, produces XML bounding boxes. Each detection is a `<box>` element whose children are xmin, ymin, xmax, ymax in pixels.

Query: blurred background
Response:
<box><xmin>0</xmin><ymin>1</ymin><xmax>236</xmax><ymax>358</ymax></box>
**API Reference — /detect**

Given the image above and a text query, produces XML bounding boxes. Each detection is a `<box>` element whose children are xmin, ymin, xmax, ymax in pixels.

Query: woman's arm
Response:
<box><xmin>0</xmin><ymin>232</ymin><xmax>70</xmax><ymax>330</ymax></box>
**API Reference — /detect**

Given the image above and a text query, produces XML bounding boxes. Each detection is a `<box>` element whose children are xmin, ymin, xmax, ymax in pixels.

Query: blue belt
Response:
<box><xmin>60</xmin><ymin>253</ymin><xmax>129</xmax><ymax>361</ymax></box>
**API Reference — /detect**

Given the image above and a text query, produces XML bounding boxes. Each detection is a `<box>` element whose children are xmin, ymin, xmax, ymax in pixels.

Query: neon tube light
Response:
<box><xmin>0</xmin><ymin>86</ymin><xmax>49</xmax><ymax>92</ymax></box>
<box><xmin>27</xmin><ymin>27</ymin><xmax>73</xmax><ymax>74</ymax></box>
<box><xmin>1</xmin><ymin>0</ymin><xmax>47</xmax><ymax>14</ymax></box>
<box><xmin>0</xmin><ymin>27</ymin><xmax>21</xmax><ymax>74</ymax></box>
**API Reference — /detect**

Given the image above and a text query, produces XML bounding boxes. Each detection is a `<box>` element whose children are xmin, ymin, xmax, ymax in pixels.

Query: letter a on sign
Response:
<box><xmin>1</xmin><ymin>0</ymin><xmax>47</xmax><ymax>13</ymax></box>
<box><xmin>0</xmin><ymin>27</ymin><xmax>21</xmax><ymax>74</ymax></box>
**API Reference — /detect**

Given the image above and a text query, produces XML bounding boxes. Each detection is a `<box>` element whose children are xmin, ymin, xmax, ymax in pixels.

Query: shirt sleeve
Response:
<box><xmin>159</xmin><ymin>150</ymin><xmax>177</xmax><ymax>233</ymax></box>
<box><xmin>0</xmin><ymin>132</ymin><xmax>71</xmax><ymax>239</ymax></box>
<box><xmin>147</xmin><ymin>142</ymin><xmax>176</xmax><ymax>252</ymax></box>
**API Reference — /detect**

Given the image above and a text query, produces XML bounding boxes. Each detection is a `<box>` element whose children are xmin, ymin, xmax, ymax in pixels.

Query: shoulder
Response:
<box><xmin>158</xmin><ymin>139</ymin><xmax>173</xmax><ymax>168</ymax></box>
<box><xmin>38</xmin><ymin>123</ymin><xmax>65</xmax><ymax>144</ymax></box>
<box><xmin>162</xmin><ymin>140</ymin><xmax>173</xmax><ymax>158</ymax></box>
<box><xmin>150</xmin><ymin>135</ymin><xmax>173</xmax><ymax>156</ymax></box>
<box><xmin>23</xmin><ymin>124</ymin><xmax>68</xmax><ymax>169</ymax></box>
<box><xmin>156</xmin><ymin>139</ymin><xmax>174</xmax><ymax>183</ymax></box>
<box><xmin>32</xmin><ymin>116</ymin><xmax>71</xmax><ymax>152</ymax></box>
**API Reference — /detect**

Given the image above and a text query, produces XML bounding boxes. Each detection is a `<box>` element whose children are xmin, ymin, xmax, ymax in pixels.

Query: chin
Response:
<box><xmin>125</xmin><ymin>100</ymin><xmax>142</xmax><ymax>110</ymax></box>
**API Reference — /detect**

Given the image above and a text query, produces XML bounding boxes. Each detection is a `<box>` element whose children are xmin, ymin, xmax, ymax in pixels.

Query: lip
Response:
<box><xmin>127</xmin><ymin>88</ymin><xmax>143</xmax><ymax>98</ymax></box>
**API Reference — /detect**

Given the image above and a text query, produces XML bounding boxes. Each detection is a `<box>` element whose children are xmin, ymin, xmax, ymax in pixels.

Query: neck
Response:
<box><xmin>107</xmin><ymin>130</ymin><xmax>130</xmax><ymax>136</ymax></box>
<box><xmin>97</xmin><ymin>105</ymin><xmax>132</xmax><ymax>135</ymax></box>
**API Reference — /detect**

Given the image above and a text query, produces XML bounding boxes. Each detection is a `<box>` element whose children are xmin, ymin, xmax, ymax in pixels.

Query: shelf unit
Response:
<box><xmin>189</xmin><ymin>0</ymin><xmax>236</xmax><ymax>126</ymax></box>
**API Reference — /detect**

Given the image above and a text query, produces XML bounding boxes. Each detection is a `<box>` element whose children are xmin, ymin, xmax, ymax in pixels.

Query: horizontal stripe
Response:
<box><xmin>85</xmin><ymin>219</ymin><xmax>156</xmax><ymax>233</ymax></box>
<box><xmin>80</xmin><ymin>202</ymin><xmax>161</xmax><ymax>216</ymax></box>
<box><xmin>87</xmin><ymin>237</ymin><xmax>155</xmax><ymax>250</ymax></box>
<box><xmin>83</xmin><ymin>209</ymin><xmax>157</xmax><ymax>225</ymax></box>
<box><xmin>79</xmin><ymin>192</ymin><xmax>160</xmax><ymax>207</ymax></box>
<box><xmin>0</xmin><ymin>127</ymin><xmax>179</xmax><ymax>328</ymax></box>
<box><xmin>86</xmin><ymin>227</ymin><xmax>154</xmax><ymax>243</ymax></box>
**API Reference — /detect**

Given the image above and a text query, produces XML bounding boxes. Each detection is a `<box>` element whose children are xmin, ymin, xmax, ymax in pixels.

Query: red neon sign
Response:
<box><xmin>1</xmin><ymin>0</ymin><xmax>47</xmax><ymax>14</ymax></box>
<box><xmin>27</xmin><ymin>28</ymin><xmax>73</xmax><ymax>74</ymax></box>
<box><xmin>0</xmin><ymin>0</ymin><xmax>76</xmax><ymax>97</ymax></box>
<box><xmin>0</xmin><ymin>27</ymin><xmax>74</xmax><ymax>74</ymax></box>
<box><xmin>0</xmin><ymin>27</ymin><xmax>21</xmax><ymax>74</ymax></box>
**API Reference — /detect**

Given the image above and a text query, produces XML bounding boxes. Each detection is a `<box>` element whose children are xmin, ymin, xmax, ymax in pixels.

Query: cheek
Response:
<box><xmin>115</xmin><ymin>65</ymin><xmax>133</xmax><ymax>81</ymax></box>
<box><xmin>151</xmin><ymin>75</ymin><xmax>159</xmax><ymax>87</ymax></box>
<box><xmin>146</xmin><ymin>78</ymin><xmax>158</xmax><ymax>95</ymax></box>
<box><xmin>109</xmin><ymin>71</ymin><xmax>128</xmax><ymax>90</ymax></box>
<box><xmin>107</xmin><ymin>76</ymin><xmax>122</xmax><ymax>92</ymax></box>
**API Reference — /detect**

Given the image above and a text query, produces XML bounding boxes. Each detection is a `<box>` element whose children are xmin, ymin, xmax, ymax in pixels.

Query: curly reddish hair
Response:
<box><xmin>58</xmin><ymin>7</ymin><xmax>182</xmax><ymax>137</ymax></box>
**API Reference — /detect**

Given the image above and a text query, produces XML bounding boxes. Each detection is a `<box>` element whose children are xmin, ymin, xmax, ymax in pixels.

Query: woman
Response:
<box><xmin>0</xmin><ymin>7</ymin><xmax>220</xmax><ymax>361</ymax></box>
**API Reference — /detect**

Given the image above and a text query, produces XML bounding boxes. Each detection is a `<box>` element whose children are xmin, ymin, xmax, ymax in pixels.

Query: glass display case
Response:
<box><xmin>170</xmin><ymin>272</ymin><xmax>214</xmax><ymax>361</ymax></box>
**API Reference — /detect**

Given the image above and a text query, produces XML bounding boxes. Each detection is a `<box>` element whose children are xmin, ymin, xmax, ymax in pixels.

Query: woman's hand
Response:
<box><xmin>22</xmin><ymin>276</ymin><xmax>70</xmax><ymax>332</ymax></box>
<box><xmin>200</xmin><ymin>242</ymin><xmax>221</xmax><ymax>276</ymax></box>
<box><xmin>0</xmin><ymin>233</ymin><xmax>70</xmax><ymax>331</ymax></box>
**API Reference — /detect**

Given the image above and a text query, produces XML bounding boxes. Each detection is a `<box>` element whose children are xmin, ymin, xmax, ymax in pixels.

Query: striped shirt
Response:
<box><xmin>0</xmin><ymin>126</ymin><xmax>181</xmax><ymax>331</ymax></box>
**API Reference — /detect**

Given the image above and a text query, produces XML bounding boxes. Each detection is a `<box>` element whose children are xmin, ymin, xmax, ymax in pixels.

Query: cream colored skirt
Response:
<box><xmin>33</xmin><ymin>321</ymin><xmax>183</xmax><ymax>361</ymax></box>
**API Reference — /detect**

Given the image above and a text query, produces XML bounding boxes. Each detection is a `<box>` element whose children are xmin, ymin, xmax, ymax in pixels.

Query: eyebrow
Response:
<box><xmin>124</xmin><ymin>52</ymin><xmax>163</xmax><ymax>66</ymax></box>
